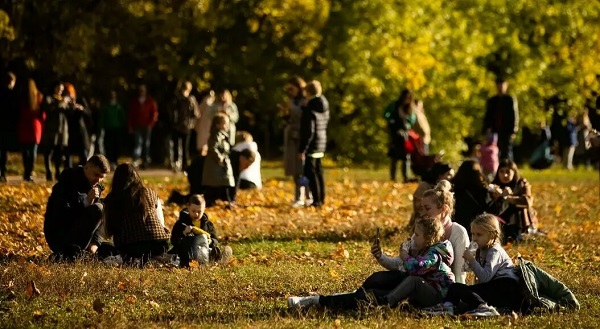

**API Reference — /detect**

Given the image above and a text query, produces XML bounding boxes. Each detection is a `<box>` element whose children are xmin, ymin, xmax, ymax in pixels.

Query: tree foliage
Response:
<box><xmin>1</xmin><ymin>0</ymin><xmax>599</xmax><ymax>163</ymax></box>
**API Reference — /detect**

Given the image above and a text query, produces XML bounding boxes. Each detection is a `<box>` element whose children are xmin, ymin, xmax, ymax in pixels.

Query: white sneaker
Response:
<box><xmin>466</xmin><ymin>304</ymin><xmax>500</xmax><ymax>317</ymax></box>
<box><xmin>287</xmin><ymin>295</ymin><xmax>320</xmax><ymax>308</ymax></box>
<box><xmin>292</xmin><ymin>201</ymin><xmax>305</xmax><ymax>208</ymax></box>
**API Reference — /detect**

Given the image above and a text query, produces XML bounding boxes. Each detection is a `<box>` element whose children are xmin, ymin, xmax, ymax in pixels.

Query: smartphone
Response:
<box><xmin>375</xmin><ymin>227</ymin><xmax>380</xmax><ymax>241</ymax></box>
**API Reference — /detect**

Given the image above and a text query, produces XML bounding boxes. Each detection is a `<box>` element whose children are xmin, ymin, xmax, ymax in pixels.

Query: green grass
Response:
<box><xmin>0</xmin><ymin>160</ymin><xmax>599</xmax><ymax>328</ymax></box>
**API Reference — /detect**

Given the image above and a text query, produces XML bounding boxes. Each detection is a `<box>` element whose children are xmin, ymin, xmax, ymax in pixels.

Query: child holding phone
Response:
<box><xmin>287</xmin><ymin>218</ymin><xmax>454</xmax><ymax>309</ymax></box>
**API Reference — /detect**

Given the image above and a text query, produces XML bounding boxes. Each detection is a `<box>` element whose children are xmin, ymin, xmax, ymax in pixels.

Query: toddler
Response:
<box><xmin>170</xmin><ymin>194</ymin><xmax>232</xmax><ymax>267</ymax></box>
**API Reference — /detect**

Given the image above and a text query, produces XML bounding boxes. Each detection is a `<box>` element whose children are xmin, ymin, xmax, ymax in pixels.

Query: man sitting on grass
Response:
<box><xmin>44</xmin><ymin>154</ymin><xmax>110</xmax><ymax>261</ymax></box>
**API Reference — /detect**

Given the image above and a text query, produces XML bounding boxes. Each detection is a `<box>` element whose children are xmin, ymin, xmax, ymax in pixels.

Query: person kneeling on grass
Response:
<box><xmin>287</xmin><ymin>218</ymin><xmax>454</xmax><ymax>309</ymax></box>
<box><xmin>169</xmin><ymin>194</ymin><xmax>232</xmax><ymax>267</ymax></box>
<box><xmin>44</xmin><ymin>154</ymin><xmax>110</xmax><ymax>261</ymax></box>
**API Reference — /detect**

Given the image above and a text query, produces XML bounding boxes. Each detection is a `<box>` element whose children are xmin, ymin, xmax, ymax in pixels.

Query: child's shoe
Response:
<box><xmin>421</xmin><ymin>302</ymin><xmax>454</xmax><ymax>316</ymax></box>
<box><xmin>465</xmin><ymin>304</ymin><xmax>500</xmax><ymax>317</ymax></box>
<box><xmin>287</xmin><ymin>295</ymin><xmax>320</xmax><ymax>308</ymax></box>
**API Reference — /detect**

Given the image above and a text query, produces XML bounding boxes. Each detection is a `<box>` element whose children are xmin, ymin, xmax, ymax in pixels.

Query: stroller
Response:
<box><xmin>406</xmin><ymin>130</ymin><xmax>440</xmax><ymax>178</ymax></box>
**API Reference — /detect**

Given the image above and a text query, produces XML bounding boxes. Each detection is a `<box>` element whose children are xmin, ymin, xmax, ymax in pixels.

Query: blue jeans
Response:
<box><xmin>133</xmin><ymin>127</ymin><xmax>152</xmax><ymax>164</ymax></box>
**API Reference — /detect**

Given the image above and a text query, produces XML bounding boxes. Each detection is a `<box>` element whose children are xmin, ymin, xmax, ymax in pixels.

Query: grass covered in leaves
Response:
<box><xmin>0</xmin><ymin>165</ymin><xmax>598</xmax><ymax>328</ymax></box>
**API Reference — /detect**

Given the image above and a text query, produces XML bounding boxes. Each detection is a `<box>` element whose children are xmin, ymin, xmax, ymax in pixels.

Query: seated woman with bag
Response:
<box><xmin>488</xmin><ymin>159</ymin><xmax>541</xmax><ymax>243</ymax></box>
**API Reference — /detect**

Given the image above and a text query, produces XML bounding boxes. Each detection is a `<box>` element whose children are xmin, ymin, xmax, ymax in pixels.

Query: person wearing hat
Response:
<box><xmin>482</xmin><ymin>78</ymin><xmax>519</xmax><ymax>161</ymax></box>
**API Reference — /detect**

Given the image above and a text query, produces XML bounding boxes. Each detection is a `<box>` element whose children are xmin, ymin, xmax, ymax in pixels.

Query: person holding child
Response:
<box><xmin>443</xmin><ymin>214</ymin><xmax>521</xmax><ymax>316</ymax></box>
<box><xmin>298</xmin><ymin>80</ymin><xmax>329</xmax><ymax>208</ymax></box>
<box><xmin>104</xmin><ymin>163</ymin><xmax>170</xmax><ymax>265</ymax></box>
<box><xmin>418</xmin><ymin>180</ymin><xmax>470</xmax><ymax>284</ymax></box>
<box><xmin>170</xmin><ymin>194</ymin><xmax>232</xmax><ymax>267</ymax></box>
<box><xmin>489</xmin><ymin>159</ymin><xmax>540</xmax><ymax>243</ymax></box>
<box><xmin>202</xmin><ymin>112</ymin><xmax>235</xmax><ymax>207</ymax></box>
<box><xmin>44</xmin><ymin>154</ymin><xmax>110</xmax><ymax>261</ymax></box>
<box><xmin>288</xmin><ymin>218</ymin><xmax>454</xmax><ymax>309</ymax></box>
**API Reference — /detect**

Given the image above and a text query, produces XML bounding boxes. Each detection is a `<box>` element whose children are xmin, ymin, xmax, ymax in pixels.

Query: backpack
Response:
<box><xmin>515</xmin><ymin>257</ymin><xmax>580</xmax><ymax>314</ymax></box>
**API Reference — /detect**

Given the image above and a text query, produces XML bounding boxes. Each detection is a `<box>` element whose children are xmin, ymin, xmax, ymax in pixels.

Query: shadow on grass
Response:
<box><xmin>224</xmin><ymin>227</ymin><xmax>404</xmax><ymax>244</ymax></box>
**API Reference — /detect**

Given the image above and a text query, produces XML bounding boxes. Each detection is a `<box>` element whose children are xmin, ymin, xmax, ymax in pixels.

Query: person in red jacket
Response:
<box><xmin>128</xmin><ymin>84</ymin><xmax>158</xmax><ymax>169</ymax></box>
<box><xmin>17</xmin><ymin>79</ymin><xmax>44</xmax><ymax>181</ymax></box>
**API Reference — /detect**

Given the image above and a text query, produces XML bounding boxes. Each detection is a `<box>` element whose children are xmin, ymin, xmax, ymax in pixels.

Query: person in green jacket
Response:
<box><xmin>385</xmin><ymin>89</ymin><xmax>417</xmax><ymax>182</ymax></box>
<box><xmin>101</xmin><ymin>90</ymin><xmax>126</xmax><ymax>169</ymax></box>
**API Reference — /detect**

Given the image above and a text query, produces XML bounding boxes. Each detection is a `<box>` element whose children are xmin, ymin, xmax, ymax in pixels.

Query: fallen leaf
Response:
<box><xmin>93</xmin><ymin>298</ymin><xmax>105</xmax><ymax>314</ymax></box>
<box><xmin>149</xmin><ymin>300</ymin><xmax>160</xmax><ymax>309</ymax></box>
<box><xmin>25</xmin><ymin>280</ymin><xmax>40</xmax><ymax>299</ymax></box>
<box><xmin>125</xmin><ymin>295</ymin><xmax>137</xmax><ymax>304</ymax></box>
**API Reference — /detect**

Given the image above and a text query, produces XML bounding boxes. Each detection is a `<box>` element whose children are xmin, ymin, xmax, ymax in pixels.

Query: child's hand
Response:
<box><xmin>371</xmin><ymin>237</ymin><xmax>382</xmax><ymax>260</ymax></box>
<box><xmin>183</xmin><ymin>225</ymin><xmax>193</xmax><ymax>235</ymax></box>
<box><xmin>400</xmin><ymin>249</ymin><xmax>409</xmax><ymax>261</ymax></box>
<box><xmin>463</xmin><ymin>247</ymin><xmax>476</xmax><ymax>262</ymax></box>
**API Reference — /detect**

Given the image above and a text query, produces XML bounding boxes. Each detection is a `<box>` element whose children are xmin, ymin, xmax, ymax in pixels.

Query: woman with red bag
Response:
<box><xmin>384</xmin><ymin>89</ymin><xmax>417</xmax><ymax>183</ymax></box>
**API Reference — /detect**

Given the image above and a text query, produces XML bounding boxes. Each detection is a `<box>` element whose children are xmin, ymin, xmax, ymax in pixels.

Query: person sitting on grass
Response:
<box><xmin>103</xmin><ymin>163</ymin><xmax>170</xmax><ymax>266</ymax></box>
<box><xmin>287</xmin><ymin>218</ymin><xmax>454</xmax><ymax>310</ymax></box>
<box><xmin>44</xmin><ymin>154</ymin><xmax>110</xmax><ymax>261</ymax></box>
<box><xmin>441</xmin><ymin>214</ymin><xmax>520</xmax><ymax>316</ymax></box>
<box><xmin>169</xmin><ymin>194</ymin><xmax>232</xmax><ymax>267</ymax></box>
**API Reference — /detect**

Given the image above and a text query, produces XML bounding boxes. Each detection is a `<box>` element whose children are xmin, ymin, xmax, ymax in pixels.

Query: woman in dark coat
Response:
<box><xmin>489</xmin><ymin>159</ymin><xmax>539</xmax><ymax>243</ymax></box>
<box><xmin>385</xmin><ymin>89</ymin><xmax>417</xmax><ymax>182</ymax></box>
<box><xmin>63</xmin><ymin>83</ymin><xmax>91</xmax><ymax>168</ymax></box>
<box><xmin>451</xmin><ymin>160</ymin><xmax>493</xmax><ymax>236</ymax></box>
<box><xmin>39</xmin><ymin>82</ymin><xmax>69</xmax><ymax>181</ymax></box>
<box><xmin>104</xmin><ymin>163</ymin><xmax>170</xmax><ymax>265</ymax></box>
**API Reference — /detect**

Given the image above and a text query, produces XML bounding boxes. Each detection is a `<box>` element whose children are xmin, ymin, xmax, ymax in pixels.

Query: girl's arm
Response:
<box><xmin>468</xmin><ymin>248</ymin><xmax>504</xmax><ymax>283</ymax></box>
<box><xmin>377</xmin><ymin>253</ymin><xmax>403</xmax><ymax>271</ymax></box>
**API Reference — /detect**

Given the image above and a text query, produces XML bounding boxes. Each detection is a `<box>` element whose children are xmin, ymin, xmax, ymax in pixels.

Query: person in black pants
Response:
<box><xmin>298</xmin><ymin>80</ymin><xmax>329</xmax><ymax>207</ymax></box>
<box><xmin>44</xmin><ymin>154</ymin><xmax>110</xmax><ymax>261</ymax></box>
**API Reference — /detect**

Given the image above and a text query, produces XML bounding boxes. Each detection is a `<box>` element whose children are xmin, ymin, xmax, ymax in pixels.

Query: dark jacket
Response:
<box><xmin>65</xmin><ymin>104</ymin><xmax>91</xmax><ymax>154</ymax></box>
<box><xmin>516</xmin><ymin>257</ymin><xmax>580</xmax><ymax>314</ymax></box>
<box><xmin>453</xmin><ymin>185</ymin><xmax>493</xmax><ymax>236</ymax></box>
<box><xmin>108</xmin><ymin>187</ymin><xmax>170</xmax><ymax>249</ymax></box>
<box><xmin>44</xmin><ymin>166</ymin><xmax>102</xmax><ymax>250</ymax></box>
<box><xmin>483</xmin><ymin>94</ymin><xmax>519</xmax><ymax>136</ymax></box>
<box><xmin>39</xmin><ymin>96</ymin><xmax>69</xmax><ymax>150</ymax></box>
<box><xmin>298</xmin><ymin>95</ymin><xmax>329</xmax><ymax>155</ymax></box>
<box><xmin>170</xmin><ymin>210</ymin><xmax>219</xmax><ymax>250</ymax></box>
<box><xmin>385</xmin><ymin>101</ymin><xmax>417</xmax><ymax>160</ymax></box>
<box><xmin>168</xmin><ymin>93</ymin><xmax>199</xmax><ymax>133</ymax></box>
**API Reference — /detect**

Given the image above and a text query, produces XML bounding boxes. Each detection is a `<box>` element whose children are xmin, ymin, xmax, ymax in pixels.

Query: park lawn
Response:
<box><xmin>0</xmin><ymin>165</ymin><xmax>598</xmax><ymax>328</ymax></box>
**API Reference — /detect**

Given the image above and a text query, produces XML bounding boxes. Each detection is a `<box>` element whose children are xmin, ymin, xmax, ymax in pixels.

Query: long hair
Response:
<box><xmin>104</xmin><ymin>163</ymin><xmax>147</xmax><ymax>237</ymax></box>
<box><xmin>452</xmin><ymin>160</ymin><xmax>486</xmax><ymax>191</ymax></box>
<box><xmin>492</xmin><ymin>159</ymin><xmax>521</xmax><ymax>188</ymax></box>
<box><xmin>25</xmin><ymin>79</ymin><xmax>42</xmax><ymax>112</ymax></box>
<box><xmin>286</xmin><ymin>76</ymin><xmax>306</xmax><ymax>98</ymax></box>
<box><xmin>397</xmin><ymin>88</ymin><xmax>415</xmax><ymax>113</ymax></box>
